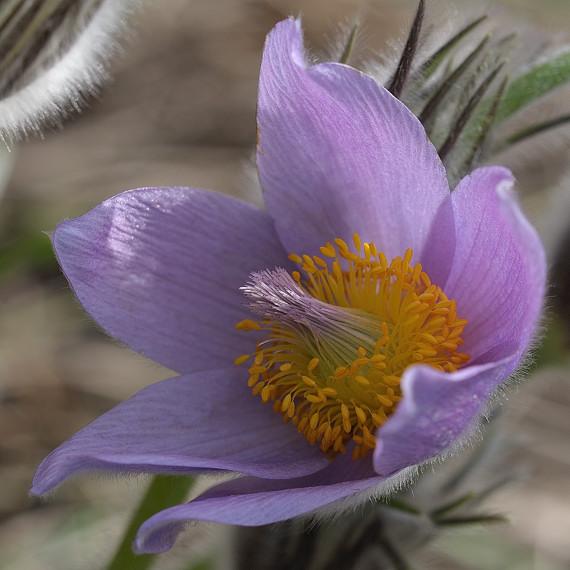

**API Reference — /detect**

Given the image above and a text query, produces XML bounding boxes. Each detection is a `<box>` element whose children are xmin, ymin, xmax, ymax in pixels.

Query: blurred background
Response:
<box><xmin>0</xmin><ymin>0</ymin><xmax>568</xmax><ymax>568</ymax></box>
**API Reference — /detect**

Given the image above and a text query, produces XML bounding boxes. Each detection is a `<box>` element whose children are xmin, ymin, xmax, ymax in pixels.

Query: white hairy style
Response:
<box><xmin>0</xmin><ymin>0</ymin><xmax>143</xmax><ymax>145</ymax></box>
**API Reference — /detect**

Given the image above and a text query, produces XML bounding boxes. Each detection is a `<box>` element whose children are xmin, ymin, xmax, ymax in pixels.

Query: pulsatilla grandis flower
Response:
<box><xmin>31</xmin><ymin>18</ymin><xmax>545</xmax><ymax>553</ymax></box>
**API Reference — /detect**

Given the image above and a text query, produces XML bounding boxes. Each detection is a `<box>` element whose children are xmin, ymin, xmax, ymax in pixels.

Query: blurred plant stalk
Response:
<box><xmin>0</xmin><ymin>0</ymin><xmax>143</xmax><ymax>145</ymax></box>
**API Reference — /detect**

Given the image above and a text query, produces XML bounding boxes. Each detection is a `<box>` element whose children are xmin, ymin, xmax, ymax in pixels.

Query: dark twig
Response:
<box><xmin>388</xmin><ymin>0</ymin><xmax>425</xmax><ymax>98</ymax></box>
<box><xmin>418</xmin><ymin>35</ymin><xmax>490</xmax><ymax>124</ymax></box>
<box><xmin>458</xmin><ymin>74</ymin><xmax>509</xmax><ymax>175</ymax></box>
<box><xmin>438</xmin><ymin>61</ymin><xmax>505</xmax><ymax>162</ymax></box>
<box><xmin>322</xmin><ymin>516</ymin><xmax>411</xmax><ymax>570</ymax></box>
<box><xmin>503</xmin><ymin>113</ymin><xmax>570</xmax><ymax>147</ymax></box>
<box><xmin>414</xmin><ymin>15</ymin><xmax>488</xmax><ymax>81</ymax></box>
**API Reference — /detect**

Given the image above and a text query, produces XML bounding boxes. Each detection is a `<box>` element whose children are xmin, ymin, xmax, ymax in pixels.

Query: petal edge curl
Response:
<box><xmin>444</xmin><ymin>166</ymin><xmax>546</xmax><ymax>363</ymax></box>
<box><xmin>133</xmin><ymin>452</ymin><xmax>400</xmax><ymax>553</ymax></box>
<box><xmin>31</xmin><ymin>368</ymin><xmax>329</xmax><ymax>496</ymax></box>
<box><xmin>373</xmin><ymin>346</ymin><xmax>518</xmax><ymax>476</ymax></box>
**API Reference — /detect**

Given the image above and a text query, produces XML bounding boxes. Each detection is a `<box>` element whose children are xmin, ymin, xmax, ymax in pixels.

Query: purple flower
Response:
<box><xmin>31</xmin><ymin>18</ymin><xmax>545</xmax><ymax>553</ymax></box>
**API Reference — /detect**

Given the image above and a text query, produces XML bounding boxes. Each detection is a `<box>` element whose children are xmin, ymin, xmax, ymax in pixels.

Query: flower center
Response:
<box><xmin>235</xmin><ymin>234</ymin><xmax>470</xmax><ymax>460</ymax></box>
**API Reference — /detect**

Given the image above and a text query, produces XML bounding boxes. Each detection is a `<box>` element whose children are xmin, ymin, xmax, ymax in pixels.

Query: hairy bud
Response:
<box><xmin>0</xmin><ymin>0</ymin><xmax>143</xmax><ymax>144</ymax></box>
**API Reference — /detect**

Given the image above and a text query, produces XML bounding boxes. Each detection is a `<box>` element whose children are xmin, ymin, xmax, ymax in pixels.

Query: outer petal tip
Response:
<box><xmin>30</xmin><ymin>370</ymin><xmax>329</xmax><ymax>499</ymax></box>
<box><xmin>258</xmin><ymin>16</ymin><xmax>450</xmax><ymax>258</ymax></box>
<box><xmin>373</xmin><ymin>351</ymin><xmax>518</xmax><ymax>477</ymax></box>
<box><xmin>52</xmin><ymin>187</ymin><xmax>289</xmax><ymax>374</ymax></box>
<box><xmin>133</xmin><ymin>519</ymin><xmax>182</xmax><ymax>554</ymax></box>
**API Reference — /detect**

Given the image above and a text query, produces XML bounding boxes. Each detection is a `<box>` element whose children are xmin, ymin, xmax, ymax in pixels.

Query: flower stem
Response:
<box><xmin>105</xmin><ymin>475</ymin><xmax>195</xmax><ymax>570</ymax></box>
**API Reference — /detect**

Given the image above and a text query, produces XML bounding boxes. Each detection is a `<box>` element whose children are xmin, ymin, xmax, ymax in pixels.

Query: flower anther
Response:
<box><xmin>236</xmin><ymin>234</ymin><xmax>470</xmax><ymax>460</ymax></box>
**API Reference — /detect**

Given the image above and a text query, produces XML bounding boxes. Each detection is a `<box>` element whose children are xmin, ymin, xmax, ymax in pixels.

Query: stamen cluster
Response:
<box><xmin>236</xmin><ymin>234</ymin><xmax>470</xmax><ymax>460</ymax></box>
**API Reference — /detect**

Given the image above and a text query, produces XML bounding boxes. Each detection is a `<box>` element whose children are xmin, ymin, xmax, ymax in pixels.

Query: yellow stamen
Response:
<box><xmin>234</xmin><ymin>354</ymin><xmax>250</xmax><ymax>366</ymax></box>
<box><xmin>236</xmin><ymin>235</ymin><xmax>470</xmax><ymax>460</ymax></box>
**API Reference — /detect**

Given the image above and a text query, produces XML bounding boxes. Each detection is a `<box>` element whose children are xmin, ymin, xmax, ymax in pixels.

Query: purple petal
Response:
<box><xmin>31</xmin><ymin>367</ymin><xmax>329</xmax><ymax>495</ymax></box>
<box><xmin>257</xmin><ymin>18</ymin><xmax>450</xmax><ymax>259</ymax></box>
<box><xmin>53</xmin><ymin>187</ymin><xmax>289</xmax><ymax>374</ymax></box>
<box><xmin>133</xmin><ymin>452</ymin><xmax>386</xmax><ymax>553</ymax></box>
<box><xmin>417</xmin><ymin>194</ymin><xmax>456</xmax><ymax>289</ymax></box>
<box><xmin>443</xmin><ymin>167</ymin><xmax>546</xmax><ymax>363</ymax></box>
<box><xmin>373</xmin><ymin>347</ymin><xmax>518</xmax><ymax>476</ymax></box>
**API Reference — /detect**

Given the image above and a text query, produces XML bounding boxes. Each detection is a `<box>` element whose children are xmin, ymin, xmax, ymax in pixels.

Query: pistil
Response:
<box><xmin>235</xmin><ymin>234</ymin><xmax>469</xmax><ymax>460</ymax></box>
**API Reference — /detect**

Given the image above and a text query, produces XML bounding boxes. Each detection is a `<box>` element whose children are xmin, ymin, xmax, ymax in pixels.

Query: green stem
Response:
<box><xmin>338</xmin><ymin>22</ymin><xmax>359</xmax><ymax>64</ymax></box>
<box><xmin>105</xmin><ymin>475</ymin><xmax>195</xmax><ymax>570</ymax></box>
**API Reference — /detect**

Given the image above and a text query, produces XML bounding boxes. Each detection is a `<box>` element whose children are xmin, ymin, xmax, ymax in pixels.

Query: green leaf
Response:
<box><xmin>436</xmin><ymin>514</ymin><xmax>509</xmax><ymax>527</ymax></box>
<box><xmin>456</xmin><ymin>74</ymin><xmax>509</xmax><ymax>176</ymax></box>
<box><xmin>527</xmin><ymin>311</ymin><xmax>570</xmax><ymax>370</ymax></box>
<box><xmin>414</xmin><ymin>15</ymin><xmax>488</xmax><ymax>81</ymax></box>
<box><xmin>383</xmin><ymin>497</ymin><xmax>423</xmax><ymax>516</ymax></box>
<box><xmin>0</xmin><ymin>232</ymin><xmax>57</xmax><ymax>278</ymax></box>
<box><xmin>419</xmin><ymin>34</ymin><xmax>490</xmax><ymax>123</ymax></box>
<box><xmin>105</xmin><ymin>475</ymin><xmax>195</xmax><ymax>570</ymax></box>
<box><xmin>430</xmin><ymin>492</ymin><xmax>477</xmax><ymax>520</ymax></box>
<box><xmin>495</xmin><ymin>51</ymin><xmax>570</xmax><ymax>122</ymax></box>
<box><xmin>503</xmin><ymin>112</ymin><xmax>570</xmax><ymax>146</ymax></box>
<box><xmin>338</xmin><ymin>22</ymin><xmax>359</xmax><ymax>65</ymax></box>
<box><xmin>438</xmin><ymin>61</ymin><xmax>505</xmax><ymax>161</ymax></box>
<box><xmin>434</xmin><ymin>530</ymin><xmax>557</xmax><ymax>570</ymax></box>
<box><xmin>179</xmin><ymin>557</ymin><xmax>215</xmax><ymax>570</ymax></box>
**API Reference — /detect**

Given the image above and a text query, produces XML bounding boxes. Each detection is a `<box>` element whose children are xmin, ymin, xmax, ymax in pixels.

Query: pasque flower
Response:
<box><xmin>31</xmin><ymin>18</ymin><xmax>545</xmax><ymax>553</ymax></box>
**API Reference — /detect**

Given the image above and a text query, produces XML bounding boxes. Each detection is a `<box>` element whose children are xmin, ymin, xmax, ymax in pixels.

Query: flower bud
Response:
<box><xmin>0</xmin><ymin>0</ymin><xmax>142</xmax><ymax>144</ymax></box>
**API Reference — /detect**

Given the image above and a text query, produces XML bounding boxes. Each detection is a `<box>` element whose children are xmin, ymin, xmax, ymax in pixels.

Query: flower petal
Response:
<box><xmin>30</xmin><ymin>367</ymin><xmax>329</xmax><ymax>495</ymax></box>
<box><xmin>417</xmin><ymin>194</ymin><xmax>456</xmax><ymax>289</ymax></box>
<box><xmin>53</xmin><ymin>187</ymin><xmax>289</xmax><ymax>374</ymax></box>
<box><xmin>132</xmin><ymin>453</ymin><xmax>393</xmax><ymax>553</ymax></box>
<box><xmin>257</xmin><ymin>18</ymin><xmax>450</xmax><ymax>259</ymax></box>
<box><xmin>443</xmin><ymin>167</ymin><xmax>546</xmax><ymax>362</ymax></box>
<box><xmin>373</xmin><ymin>348</ymin><xmax>518</xmax><ymax>476</ymax></box>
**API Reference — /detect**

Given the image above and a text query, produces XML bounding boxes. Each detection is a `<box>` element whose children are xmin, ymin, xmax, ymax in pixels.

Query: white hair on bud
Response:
<box><xmin>0</xmin><ymin>0</ymin><xmax>143</xmax><ymax>145</ymax></box>
<box><xmin>297</xmin><ymin>463</ymin><xmax>420</xmax><ymax>530</ymax></box>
